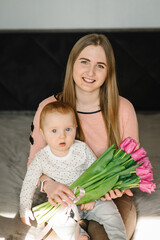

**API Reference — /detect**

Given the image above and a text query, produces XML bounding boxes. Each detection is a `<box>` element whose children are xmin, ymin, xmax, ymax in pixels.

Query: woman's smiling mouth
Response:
<box><xmin>82</xmin><ymin>77</ymin><xmax>95</xmax><ymax>83</ymax></box>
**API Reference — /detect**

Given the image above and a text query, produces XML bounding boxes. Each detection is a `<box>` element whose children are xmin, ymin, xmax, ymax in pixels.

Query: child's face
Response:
<box><xmin>41</xmin><ymin>111</ymin><xmax>77</xmax><ymax>157</ymax></box>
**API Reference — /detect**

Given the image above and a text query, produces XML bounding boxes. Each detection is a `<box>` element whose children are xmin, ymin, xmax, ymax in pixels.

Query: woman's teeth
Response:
<box><xmin>83</xmin><ymin>77</ymin><xmax>95</xmax><ymax>83</ymax></box>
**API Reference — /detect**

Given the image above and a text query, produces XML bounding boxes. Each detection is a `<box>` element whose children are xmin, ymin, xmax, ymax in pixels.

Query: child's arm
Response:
<box><xmin>21</xmin><ymin>211</ymin><xmax>35</xmax><ymax>226</ymax></box>
<box><xmin>20</xmin><ymin>155</ymin><xmax>43</xmax><ymax>225</ymax></box>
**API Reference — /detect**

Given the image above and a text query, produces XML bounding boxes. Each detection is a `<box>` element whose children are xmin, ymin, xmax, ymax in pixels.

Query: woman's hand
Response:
<box><xmin>43</xmin><ymin>178</ymin><xmax>75</xmax><ymax>207</ymax></box>
<box><xmin>100</xmin><ymin>188</ymin><xmax>133</xmax><ymax>201</ymax></box>
<box><xmin>80</xmin><ymin>201</ymin><xmax>95</xmax><ymax>211</ymax></box>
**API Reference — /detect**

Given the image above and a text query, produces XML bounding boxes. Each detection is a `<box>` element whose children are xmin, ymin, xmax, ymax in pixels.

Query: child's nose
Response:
<box><xmin>59</xmin><ymin>131</ymin><xmax>66</xmax><ymax>138</ymax></box>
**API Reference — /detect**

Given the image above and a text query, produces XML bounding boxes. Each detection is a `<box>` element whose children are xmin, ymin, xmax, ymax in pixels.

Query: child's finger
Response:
<box><xmin>26</xmin><ymin>217</ymin><xmax>31</xmax><ymax>226</ymax></box>
<box><xmin>22</xmin><ymin>216</ymin><xmax>31</xmax><ymax>226</ymax></box>
<box><xmin>29</xmin><ymin>211</ymin><xmax>35</xmax><ymax>220</ymax></box>
<box><xmin>80</xmin><ymin>204</ymin><xmax>84</xmax><ymax>211</ymax></box>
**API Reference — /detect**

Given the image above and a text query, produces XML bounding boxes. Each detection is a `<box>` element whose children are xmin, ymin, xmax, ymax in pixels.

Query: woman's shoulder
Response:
<box><xmin>38</xmin><ymin>95</ymin><xmax>57</xmax><ymax>110</ymax></box>
<box><xmin>119</xmin><ymin>96</ymin><xmax>135</xmax><ymax>112</ymax></box>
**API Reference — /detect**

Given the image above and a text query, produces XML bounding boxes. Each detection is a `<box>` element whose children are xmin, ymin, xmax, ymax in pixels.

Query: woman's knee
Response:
<box><xmin>113</xmin><ymin>195</ymin><xmax>137</xmax><ymax>239</ymax></box>
<box><xmin>87</xmin><ymin>220</ymin><xmax>109</xmax><ymax>240</ymax></box>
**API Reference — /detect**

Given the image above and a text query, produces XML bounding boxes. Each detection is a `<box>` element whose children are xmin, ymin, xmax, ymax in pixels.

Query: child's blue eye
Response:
<box><xmin>52</xmin><ymin>129</ymin><xmax>57</xmax><ymax>133</ymax></box>
<box><xmin>66</xmin><ymin>128</ymin><xmax>70</xmax><ymax>132</ymax></box>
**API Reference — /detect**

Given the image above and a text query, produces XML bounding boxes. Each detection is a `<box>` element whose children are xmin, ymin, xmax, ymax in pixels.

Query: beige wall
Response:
<box><xmin>0</xmin><ymin>0</ymin><xmax>160</xmax><ymax>30</ymax></box>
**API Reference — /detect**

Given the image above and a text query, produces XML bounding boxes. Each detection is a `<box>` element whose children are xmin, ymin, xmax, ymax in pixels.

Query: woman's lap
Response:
<box><xmin>43</xmin><ymin>195</ymin><xmax>137</xmax><ymax>240</ymax></box>
<box><xmin>87</xmin><ymin>195</ymin><xmax>137</xmax><ymax>240</ymax></box>
<box><xmin>113</xmin><ymin>195</ymin><xmax>137</xmax><ymax>239</ymax></box>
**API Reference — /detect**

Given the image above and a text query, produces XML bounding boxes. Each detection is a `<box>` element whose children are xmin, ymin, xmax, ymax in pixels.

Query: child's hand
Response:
<box><xmin>21</xmin><ymin>210</ymin><xmax>35</xmax><ymax>226</ymax></box>
<box><xmin>80</xmin><ymin>201</ymin><xmax>95</xmax><ymax>211</ymax></box>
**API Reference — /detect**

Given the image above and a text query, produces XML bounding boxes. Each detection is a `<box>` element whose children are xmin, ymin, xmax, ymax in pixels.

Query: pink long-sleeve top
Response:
<box><xmin>28</xmin><ymin>95</ymin><xmax>139</xmax><ymax>166</ymax></box>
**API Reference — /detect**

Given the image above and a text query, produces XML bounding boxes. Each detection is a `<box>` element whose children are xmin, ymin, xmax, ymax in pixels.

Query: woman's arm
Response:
<box><xmin>101</xmin><ymin>97</ymin><xmax>139</xmax><ymax>200</ymax></box>
<box><xmin>41</xmin><ymin>177</ymin><xmax>75</xmax><ymax>207</ymax></box>
<box><xmin>28</xmin><ymin>96</ymin><xmax>56</xmax><ymax>166</ymax></box>
<box><xmin>119</xmin><ymin>96</ymin><xmax>139</xmax><ymax>144</ymax></box>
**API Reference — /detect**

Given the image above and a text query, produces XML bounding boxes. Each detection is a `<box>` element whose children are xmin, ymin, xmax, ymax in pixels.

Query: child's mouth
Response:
<box><xmin>59</xmin><ymin>142</ymin><xmax>66</xmax><ymax>147</ymax></box>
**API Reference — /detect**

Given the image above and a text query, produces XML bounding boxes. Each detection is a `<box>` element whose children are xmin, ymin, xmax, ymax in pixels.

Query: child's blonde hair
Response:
<box><xmin>40</xmin><ymin>101</ymin><xmax>84</xmax><ymax>141</ymax></box>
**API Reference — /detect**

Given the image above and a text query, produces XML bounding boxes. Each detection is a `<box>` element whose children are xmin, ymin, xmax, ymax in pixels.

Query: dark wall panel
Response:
<box><xmin>0</xmin><ymin>31</ymin><xmax>160</xmax><ymax>110</ymax></box>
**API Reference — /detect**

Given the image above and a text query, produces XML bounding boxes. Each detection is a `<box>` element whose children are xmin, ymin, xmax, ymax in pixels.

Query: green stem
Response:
<box><xmin>113</xmin><ymin>148</ymin><xmax>122</xmax><ymax>157</ymax></box>
<box><xmin>122</xmin><ymin>158</ymin><xmax>133</xmax><ymax>166</ymax></box>
<box><xmin>120</xmin><ymin>152</ymin><xmax>127</xmax><ymax>159</ymax></box>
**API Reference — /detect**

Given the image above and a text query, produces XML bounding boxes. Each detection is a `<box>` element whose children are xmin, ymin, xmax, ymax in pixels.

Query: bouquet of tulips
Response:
<box><xmin>32</xmin><ymin>137</ymin><xmax>156</xmax><ymax>225</ymax></box>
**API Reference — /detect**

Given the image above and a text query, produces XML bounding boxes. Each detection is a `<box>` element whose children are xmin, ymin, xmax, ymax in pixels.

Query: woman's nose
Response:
<box><xmin>87</xmin><ymin>65</ymin><xmax>95</xmax><ymax>76</ymax></box>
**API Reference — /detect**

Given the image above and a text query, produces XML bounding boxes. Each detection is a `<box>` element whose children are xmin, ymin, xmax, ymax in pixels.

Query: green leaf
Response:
<box><xmin>75</xmin><ymin>175</ymin><xmax>119</xmax><ymax>205</ymax></box>
<box><xmin>118</xmin><ymin>164</ymin><xmax>140</xmax><ymax>177</ymax></box>
<box><xmin>104</xmin><ymin>165</ymin><xmax>126</xmax><ymax>179</ymax></box>
<box><xmin>70</xmin><ymin>144</ymin><xmax>115</xmax><ymax>190</ymax></box>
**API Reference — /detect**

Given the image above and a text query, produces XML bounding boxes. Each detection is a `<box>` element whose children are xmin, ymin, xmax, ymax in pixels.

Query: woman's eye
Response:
<box><xmin>81</xmin><ymin>60</ymin><xmax>88</xmax><ymax>64</ymax></box>
<box><xmin>52</xmin><ymin>129</ymin><xmax>57</xmax><ymax>133</ymax></box>
<box><xmin>97</xmin><ymin>64</ymin><xmax>104</xmax><ymax>69</ymax></box>
<box><xmin>66</xmin><ymin>128</ymin><xmax>71</xmax><ymax>132</ymax></box>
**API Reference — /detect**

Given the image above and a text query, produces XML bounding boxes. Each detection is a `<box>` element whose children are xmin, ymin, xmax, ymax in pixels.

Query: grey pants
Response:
<box><xmin>78</xmin><ymin>199</ymin><xmax>127</xmax><ymax>240</ymax></box>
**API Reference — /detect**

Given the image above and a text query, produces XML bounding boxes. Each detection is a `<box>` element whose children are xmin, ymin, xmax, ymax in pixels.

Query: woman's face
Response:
<box><xmin>73</xmin><ymin>45</ymin><xmax>107</xmax><ymax>94</ymax></box>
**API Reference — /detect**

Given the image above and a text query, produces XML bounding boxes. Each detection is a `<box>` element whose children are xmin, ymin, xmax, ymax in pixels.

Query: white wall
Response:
<box><xmin>0</xmin><ymin>0</ymin><xmax>160</xmax><ymax>30</ymax></box>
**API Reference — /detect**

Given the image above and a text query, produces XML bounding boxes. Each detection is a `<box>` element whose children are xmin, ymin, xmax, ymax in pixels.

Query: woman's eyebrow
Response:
<box><xmin>79</xmin><ymin>57</ymin><xmax>107</xmax><ymax>66</ymax></box>
<box><xmin>79</xmin><ymin>57</ymin><xmax>90</xmax><ymax>61</ymax></box>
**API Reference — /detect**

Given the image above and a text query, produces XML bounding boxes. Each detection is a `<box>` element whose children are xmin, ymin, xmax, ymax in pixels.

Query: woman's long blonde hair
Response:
<box><xmin>57</xmin><ymin>33</ymin><xmax>120</xmax><ymax>148</ymax></box>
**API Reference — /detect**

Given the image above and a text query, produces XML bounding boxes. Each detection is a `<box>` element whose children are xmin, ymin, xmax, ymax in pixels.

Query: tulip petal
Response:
<box><xmin>131</xmin><ymin>147</ymin><xmax>147</xmax><ymax>161</ymax></box>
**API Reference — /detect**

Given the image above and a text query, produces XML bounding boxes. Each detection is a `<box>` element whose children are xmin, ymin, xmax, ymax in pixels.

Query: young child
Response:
<box><xmin>20</xmin><ymin>101</ymin><xmax>127</xmax><ymax>240</ymax></box>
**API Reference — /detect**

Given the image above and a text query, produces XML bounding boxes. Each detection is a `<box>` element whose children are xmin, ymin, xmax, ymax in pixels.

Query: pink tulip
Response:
<box><xmin>131</xmin><ymin>147</ymin><xmax>147</xmax><ymax>161</ymax></box>
<box><xmin>136</xmin><ymin>167</ymin><xmax>153</xmax><ymax>181</ymax></box>
<box><xmin>139</xmin><ymin>180</ymin><xmax>156</xmax><ymax>193</ymax></box>
<box><xmin>151</xmin><ymin>183</ymin><xmax>156</xmax><ymax>192</ymax></box>
<box><xmin>140</xmin><ymin>171</ymin><xmax>153</xmax><ymax>181</ymax></box>
<box><xmin>120</xmin><ymin>137</ymin><xmax>132</xmax><ymax>150</ymax></box>
<box><xmin>136</xmin><ymin>166</ymin><xmax>150</xmax><ymax>176</ymax></box>
<box><xmin>137</xmin><ymin>157</ymin><xmax>152</xmax><ymax>169</ymax></box>
<box><xmin>124</xmin><ymin>139</ymin><xmax>137</xmax><ymax>154</ymax></box>
<box><xmin>120</xmin><ymin>137</ymin><xmax>137</xmax><ymax>154</ymax></box>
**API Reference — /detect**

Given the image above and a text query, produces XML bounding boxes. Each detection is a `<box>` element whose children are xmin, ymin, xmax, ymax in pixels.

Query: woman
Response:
<box><xmin>28</xmin><ymin>33</ymin><xmax>139</xmax><ymax>239</ymax></box>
